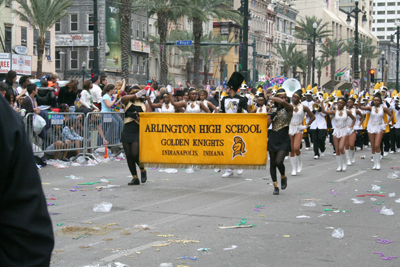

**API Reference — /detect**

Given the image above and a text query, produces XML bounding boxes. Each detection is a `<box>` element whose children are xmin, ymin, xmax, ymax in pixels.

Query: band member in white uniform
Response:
<box><xmin>358</xmin><ymin>93</ymin><xmax>393</xmax><ymax>170</ymax></box>
<box><xmin>309</xmin><ymin>94</ymin><xmax>328</xmax><ymax>159</ymax></box>
<box><xmin>321</xmin><ymin>97</ymin><xmax>356</xmax><ymax>171</ymax></box>
<box><xmin>199</xmin><ymin>89</ymin><xmax>218</xmax><ymax>113</ymax></box>
<box><xmin>302</xmin><ymin>90</ymin><xmax>314</xmax><ymax>150</ymax></box>
<box><xmin>250</xmin><ymin>93</ymin><xmax>269</xmax><ymax>114</ymax></box>
<box><xmin>146</xmin><ymin>92</ymin><xmax>179</xmax><ymax>113</ymax></box>
<box><xmin>344</xmin><ymin>97</ymin><xmax>364</xmax><ymax>165</ymax></box>
<box><xmin>289</xmin><ymin>89</ymin><xmax>315</xmax><ymax>176</ymax></box>
<box><xmin>220</xmin><ymin>72</ymin><xmax>248</xmax><ymax>178</ymax></box>
<box><xmin>391</xmin><ymin>95</ymin><xmax>400</xmax><ymax>152</ymax></box>
<box><xmin>170</xmin><ymin>88</ymin><xmax>210</xmax><ymax>113</ymax></box>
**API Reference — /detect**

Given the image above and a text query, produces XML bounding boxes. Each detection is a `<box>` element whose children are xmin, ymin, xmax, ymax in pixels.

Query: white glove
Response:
<box><xmin>298</xmin><ymin>125</ymin><xmax>307</xmax><ymax>131</ymax></box>
<box><xmin>146</xmin><ymin>88</ymin><xmax>150</xmax><ymax>96</ymax></box>
<box><xmin>136</xmin><ymin>89</ymin><xmax>146</xmax><ymax>98</ymax></box>
<box><xmin>247</xmin><ymin>96</ymin><xmax>253</xmax><ymax>106</ymax></box>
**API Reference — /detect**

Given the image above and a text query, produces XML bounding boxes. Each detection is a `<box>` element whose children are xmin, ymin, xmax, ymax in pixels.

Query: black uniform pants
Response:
<box><xmin>310</xmin><ymin>129</ymin><xmax>326</xmax><ymax>156</ymax></box>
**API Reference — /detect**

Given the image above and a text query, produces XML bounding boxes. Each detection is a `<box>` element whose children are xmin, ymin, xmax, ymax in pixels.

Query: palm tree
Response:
<box><xmin>289</xmin><ymin>50</ymin><xmax>305</xmax><ymax>79</ymax></box>
<box><xmin>14</xmin><ymin>0</ymin><xmax>72</xmax><ymax>78</ymax></box>
<box><xmin>298</xmin><ymin>56</ymin><xmax>308</xmax><ymax>88</ymax></box>
<box><xmin>293</xmin><ymin>16</ymin><xmax>331</xmax><ymax>86</ymax></box>
<box><xmin>120</xmin><ymin>0</ymin><xmax>132</xmax><ymax>81</ymax></box>
<box><xmin>272</xmin><ymin>43</ymin><xmax>296</xmax><ymax>77</ymax></box>
<box><xmin>315</xmin><ymin>56</ymin><xmax>329</xmax><ymax>87</ymax></box>
<box><xmin>188</xmin><ymin>0</ymin><xmax>242</xmax><ymax>88</ymax></box>
<box><xmin>133</xmin><ymin>0</ymin><xmax>189</xmax><ymax>86</ymax></box>
<box><xmin>319</xmin><ymin>38</ymin><xmax>344</xmax><ymax>92</ymax></box>
<box><xmin>172</xmin><ymin>30</ymin><xmax>195</xmax><ymax>86</ymax></box>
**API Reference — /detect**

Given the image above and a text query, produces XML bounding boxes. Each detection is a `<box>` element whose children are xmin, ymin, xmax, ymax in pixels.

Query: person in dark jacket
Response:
<box><xmin>0</xmin><ymin>95</ymin><xmax>54</xmax><ymax>266</ymax></box>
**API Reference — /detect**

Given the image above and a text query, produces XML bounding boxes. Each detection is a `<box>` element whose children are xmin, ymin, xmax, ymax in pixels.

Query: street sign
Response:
<box><xmin>352</xmin><ymin>79</ymin><xmax>360</xmax><ymax>87</ymax></box>
<box><xmin>176</xmin><ymin>40</ymin><xmax>193</xmax><ymax>46</ymax></box>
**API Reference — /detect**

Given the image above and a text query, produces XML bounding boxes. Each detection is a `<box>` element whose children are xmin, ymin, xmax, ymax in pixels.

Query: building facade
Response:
<box><xmin>55</xmin><ymin>0</ymin><xmax>149</xmax><ymax>85</ymax></box>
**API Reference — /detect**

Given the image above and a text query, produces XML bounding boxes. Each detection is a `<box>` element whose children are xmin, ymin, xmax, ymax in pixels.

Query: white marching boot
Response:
<box><xmin>290</xmin><ymin>157</ymin><xmax>297</xmax><ymax>176</ymax></box>
<box><xmin>336</xmin><ymin>155</ymin><xmax>342</xmax><ymax>172</ymax></box>
<box><xmin>341</xmin><ymin>154</ymin><xmax>347</xmax><ymax>171</ymax></box>
<box><xmin>376</xmin><ymin>153</ymin><xmax>381</xmax><ymax>170</ymax></box>
<box><xmin>296</xmin><ymin>154</ymin><xmax>303</xmax><ymax>173</ymax></box>
<box><xmin>372</xmin><ymin>154</ymin><xmax>377</xmax><ymax>170</ymax></box>
<box><xmin>351</xmin><ymin>149</ymin><xmax>355</xmax><ymax>163</ymax></box>
<box><xmin>345</xmin><ymin>150</ymin><xmax>352</xmax><ymax>166</ymax></box>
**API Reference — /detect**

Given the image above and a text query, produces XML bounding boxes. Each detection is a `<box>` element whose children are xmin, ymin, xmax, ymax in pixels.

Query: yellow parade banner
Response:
<box><xmin>139</xmin><ymin>113</ymin><xmax>268</xmax><ymax>169</ymax></box>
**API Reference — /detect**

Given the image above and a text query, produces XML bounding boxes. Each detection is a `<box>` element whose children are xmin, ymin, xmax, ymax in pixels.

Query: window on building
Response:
<box><xmin>55</xmin><ymin>20</ymin><xmax>61</xmax><ymax>32</ymax></box>
<box><xmin>387</xmin><ymin>27</ymin><xmax>396</xmax><ymax>31</ymax></box>
<box><xmin>377</xmin><ymin>28</ymin><xmax>385</xmax><ymax>31</ymax></box>
<box><xmin>21</xmin><ymin>26</ymin><xmax>27</xmax><ymax>47</ymax></box>
<box><xmin>45</xmin><ymin>31</ymin><xmax>51</xmax><ymax>56</ymax></box>
<box><xmin>387</xmin><ymin>19</ymin><xmax>395</xmax><ymax>23</ymax></box>
<box><xmin>372</xmin><ymin>28</ymin><xmax>375</xmax><ymax>31</ymax></box>
<box><xmin>377</xmin><ymin>11</ymin><xmax>385</xmax><ymax>15</ymax></box>
<box><xmin>398</xmin><ymin>10</ymin><xmax>400</xmax><ymax>14</ymax></box>
<box><xmin>398</xmin><ymin>2</ymin><xmax>400</xmax><ymax>5</ymax></box>
<box><xmin>88</xmin><ymin>49</ymin><xmax>94</xmax><ymax>69</ymax></box>
<box><xmin>33</xmin><ymin>29</ymin><xmax>38</xmax><ymax>55</ymax></box>
<box><xmin>388</xmin><ymin>2</ymin><xmax>395</xmax><ymax>6</ymax></box>
<box><xmin>276</xmin><ymin>18</ymin><xmax>279</xmax><ymax>31</ymax></box>
<box><xmin>137</xmin><ymin>21</ymin><xmax>140</xmax><ymax>39</ymax></box>
<box><xmin>377</xmin><ymin>19</ymin><xmax>385</xmax><ymax>23</ymax></box>
<box><xmin>377</xmin><ymin>36</ymin><xmax>385</xmax><ymax>40</ymax></box>
<box><xmin>283</xmin><ymin>20</ymin><xmax>286</xmax><ymax>33</ymax></box>
<box><xmin>70</xmin><ymin>14</ymin><xmax>78</xmax><ymax>32</ymax></box>
<box><xmin>142</xmin><ymin>22</ymin><xmax>146</xmax><ymax>39</ymax></box>
<box><xmin>388</xmin><ymin>10</ymin><xmax>395</xmax><ymax>14</ymax></box>
<box><xmin>55</xmin><ymin>51</ymin><xmax>61</xmax><ymax>69</ymax></box>
<box><xmin>5</xmin><ymin>0</ymin><xmax>11</xmax><ymax>7</ymax></box>
<box><xmin>5</xmin><ymin>26</ymin><xmax>11</xmax><ymax>52</ymax></box>
<box><xmin>377</xmin><ymin>2</ymin><xmax>385</xmax><ymax>6</ymax></box>
<box><xmin>70</xmin><ymin>50</ymin><xmax>78</xmax><ymax>69</ymax></box>
<box><xmin>143</xmin><ymin>56</ymin><xmax>146</xmax><ymax>74</ymax></box>
<box><xmin>137</xmin><ymin>56</ymin><xmax>140</xmax><ymax>73</ymax></box>
<box><xmin>88</xmin><ymin>14</ymin><xmax>94</xmax><ymax>31</ymax></box>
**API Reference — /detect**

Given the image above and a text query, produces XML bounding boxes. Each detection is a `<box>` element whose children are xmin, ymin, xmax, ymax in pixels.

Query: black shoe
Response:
<box><xmin>273</xmin><ymin>182</ymin><xmax>279</xmax><ymax>195</ymax></box>
<box><xmin>61</xmin><ymin>158</ymin><xmax>71</xmax><ymax>162</ymax></box>
<box><xmin>140</xmin><ymin>170</ymin><xmax>147</xmax><ymax>183</ymax></box>
<box><xmin>128</xmin><ymin>175</ymin><xmax>140</xmax><ymax>185</ymax></box>
<box><xmin>281</xmin><ymin>177</ymin><xmax>287</xmax><ymax>190</ymax></box>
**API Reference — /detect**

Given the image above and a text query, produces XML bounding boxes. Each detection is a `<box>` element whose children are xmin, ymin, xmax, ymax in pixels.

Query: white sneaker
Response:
<box><xmin>384</xmin><ymin>152</ymin><xmax>388</xmax><ymax>157</ymax></box>
<box><xmin>356</xmin><ymin>147</ymin><xmax>362</xmax><ymax>151</ymax></box>
<box><xmin>397</xmin><ymin>148</ymin><xmax>400</xmax><ymax>153</ymax></box>
<box><xmin>284</xmin><ymin>156</ymin><xmax>289</xmax><ymax>160</ymax></box>
<box><xmin>320</xmin><ymin>152</ymin><xmax>325</xmax><ymax>157</ymax></box>
<box><xmin>222</xmin><ymin>171</ymin><xmax>233</xmax><ymax>178</ymax></box>
<box><xmin>186</xmin><ymin>167</ymin><xmax>195</xmax><ymax>174</ymax></box>
<box><xmin>305</xmin><ymin>147</ymin><xmax>311</xmax><ymax>151</ymax></box>
<box><xmin>214</xmin><ymin>168</ymin><xmax>220</xmax><ymax>172</ymax></box>
<box><xmin>237</xmin><ymin>169</ymin><xmax>243</xmax><ymax>175</ymax></box>
<box><xmin>390</xmin><ymin>151</ymin><xmax>395</xmax><ymax>154</ymax></box>
<box><xmin>314</xmin><ymin>155</ymin><xmax>319</xmax><ymax>159</ymax></box>
<box><xmin>364</xmin><ymin>145</ymin><xmax>369</xmax><ymax>149</ymax></box>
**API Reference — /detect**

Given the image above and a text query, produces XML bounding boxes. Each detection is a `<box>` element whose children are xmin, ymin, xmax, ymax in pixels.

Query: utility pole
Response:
<box><xmin>253</xmin><ymin>37</ymin><xmax>257</xmax><ymax>85</ymax></box>
<box><xmin>241</xmin><ymin>0</ymin><xmax>249</xmax><ymax>83</ymax></box>
<box><xmin>93</xmin><ymin>0</ymin><xmax>99</xmax><ymax>74</ymax></box>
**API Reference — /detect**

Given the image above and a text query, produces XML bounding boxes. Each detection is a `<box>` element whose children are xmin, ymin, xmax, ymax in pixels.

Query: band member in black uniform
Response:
<box><xmin>0</xmin><ymin>95</ymin><xmax>54</xmax><ymax>266</ymax></box>
<box><xmin>220</xmin><ymin>72</ymin><xmax>248</xmax><ymax>177</ymax></box>
<box><xmin>121</xmin><ymin>86</ymin><xmax>151</xmax><ymax>185</ymax></box>
<box><xmin>268</xmin><ymin>88</ymin><xmax>293</xmax><ymax>195</ymax></box>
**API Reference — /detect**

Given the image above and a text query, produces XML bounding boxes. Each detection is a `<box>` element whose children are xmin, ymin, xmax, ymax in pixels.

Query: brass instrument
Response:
<box><xmin>323</xmin><ymin>96</ymin><xmax>335</xmax><ymax>106</ymax></box>
<box><xmin>313</xmin><ymin>103</ymin><xmax>321</xmax><ymax>111</ymax></box>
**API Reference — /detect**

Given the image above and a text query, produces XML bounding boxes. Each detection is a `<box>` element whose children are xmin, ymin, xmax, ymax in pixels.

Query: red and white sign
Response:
<box><xmin>0</xmin><ymin>59</ymin><xmax>10</xmax><ymax>73</ymax></box>
<box><xmin>352</xmin><ymin>79</ymin><xmax>360</xmax><ymax>88</ymax></box>
<box><xmin>11</xmin><ymin>54</ymin><xmax>32</xmax><ymax>75</ymax></box>
<box><xmin>131</xmin><ymin>40</ymin><xmax>150</xmax><ymax>53</ymax></box>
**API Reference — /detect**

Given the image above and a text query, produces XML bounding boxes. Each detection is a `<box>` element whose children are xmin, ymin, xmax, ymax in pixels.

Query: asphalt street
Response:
<box><xmin>40</xmin><ymin>144</ymin><xmax>400</xmax><ymax>267</ymax></box>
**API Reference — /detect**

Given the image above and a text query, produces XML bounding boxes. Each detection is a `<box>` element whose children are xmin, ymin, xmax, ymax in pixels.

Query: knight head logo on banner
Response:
<box><xmin>232</xmin><ymin>136</ymin><xmax>247</xmax><ymax>159</ymax></box>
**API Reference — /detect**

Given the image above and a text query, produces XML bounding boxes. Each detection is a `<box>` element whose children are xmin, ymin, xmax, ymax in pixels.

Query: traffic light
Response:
<box><xmin>370</xmin><ymin>69</ymin><xmax>375</xmax><ymax>82</ymax></box>
<box><xmin>91</xmin><ymin>72</ymin><xmax>94</xmax><ymax>79</ymax></box>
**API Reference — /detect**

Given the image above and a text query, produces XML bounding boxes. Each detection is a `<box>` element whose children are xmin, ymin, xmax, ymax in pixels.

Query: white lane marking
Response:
<box><xmin>336</xmin><ymin>171</ymin><xmax>367</xmax><ymax>182</ymax></box>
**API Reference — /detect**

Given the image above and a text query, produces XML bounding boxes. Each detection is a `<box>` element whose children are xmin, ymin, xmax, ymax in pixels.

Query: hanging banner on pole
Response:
<box><xmin>139</xmin><ymin>113</ymin><xmax>268</xmax><ymax>169</ymax></box>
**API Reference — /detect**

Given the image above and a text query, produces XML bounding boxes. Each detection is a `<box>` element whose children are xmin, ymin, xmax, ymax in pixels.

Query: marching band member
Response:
<box><xmin>321</xmin><ymin>97</ymin><xmax>356</xmax><ymax>171</ymax></box>
<box><xmin>302</xmin><ymin>90</ymin><xmax>314</xmax><ymax>150</ymax></box>
<box><xmin>267</xmin><ymin>88</ymin><xmax>293</xmax><ymax>195</ymax></box>
<box><xmin>391</xmin><ymin>95</ymin><xmax>400</xmax><ymax>153</ymax></box>
<box><xmin>146</xmin><ymin>92</ymin><xmax>180</xmax><ymax>113</ymax></box>
<box><xmin>289</xmin><ymin>89</ymin><xmax>315</xmax><ymax>176</ymax></box>
<box><xmin>309</xmin><ymin>93</ymin><xmax>328</xmax><ymax>159</ymax></box>
<box><xmin>380</xmin><ymin>86</ymin><xmax>392</xmax><ymax>157</ymax></box>
<box><xmin>170</xmin><ymin>88</ymin><xmax>210</xmax><ymax>113</ymax></box>
<box><xmin>121</xmin><ymin>86</ymin><xmax>151</xmax><ymax>185</ymax></box>
<box><xmin>358</xmin><ymin>92</ymin><xmax>393</xmax><ymax>170</ymax></box>
<box><xmin>250</xmin><ymin>92</ymin><xmax>269</xmax><ymax>114</ymax></box>
<box><xmin>199</xmin><ymin>89</ymin><xmax>218</xmax><ymax>113</ymax></box>
<box><xmin>345</xmin><ymin>96</ymin><xmax>364</xmax><ymax>165</ymax></box>
<box><xmin>220</xmin><ymin>72</ymin><xmax>248</xmax><ymax>178</ymax></box>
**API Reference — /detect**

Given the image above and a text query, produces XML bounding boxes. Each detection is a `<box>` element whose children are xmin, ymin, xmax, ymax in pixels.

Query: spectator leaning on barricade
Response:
<box><xmin>22</xmin><ymin>84</ymin><xmax>50</xmax><ymax>140</ymax></box>
<box><xmin>101</xmin><ymin>84</ymin><xmax>121</xmax><ymax>144</ymax></box>
<box><xmin>36</xmin><ymin>79</ymin><xmax>57</xmax><ymax>110</ymax></box>
<box><xmin>58</xmin><ymin>79</ymin><xmax>79</xmax><ymax>108</ymax></box>
<box><xmin>91</xmin><ymin>74</ymin><xmax>102</xmax><ymax>110</ymax></box>
<box><xmin>81</xmin><ymin>80</ymin><xmax>99</xmax><ymax>111</ymax></box>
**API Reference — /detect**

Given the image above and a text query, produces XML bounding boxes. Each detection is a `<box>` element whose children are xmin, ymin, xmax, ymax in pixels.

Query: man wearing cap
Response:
<box><xmin>220</xmin><ymin>72</ymin><xmax>248</xmax><ymax>178</ymax></box>
<box><xmin>90</xmin><ymin>74</ymin><xmax>102</xmax><ymax>110</ymax></box>
<box><xmin>302</xmin><ymin>90</ymin><xmax>314</xmax><ymax>150</ymax></box>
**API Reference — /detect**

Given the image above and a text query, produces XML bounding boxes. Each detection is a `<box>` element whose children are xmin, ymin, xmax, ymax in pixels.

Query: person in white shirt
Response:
<box><xmin>380</xmin><ymin>86</ymin><xmax>392</xmax><ymax>157</ymax></box>
<box><xmin>90</xmin><ymin>74</ymin><xmax>102</xmax><ymax>110</ymax></box>
<box><xmin>302</xmin><ymin>90</ymin><xmax>313</xmax><ymax>150</ymax></box>
<box><xmin>391</xmin><ymin>95</ymin><xmax>400</xmax><ymax>153</ymax></box>
<box><xmin>310</xmin><ymin>94</ymin><xmax>328</xmax><ymax>159</ymax></box>
<box><xmin>80</xmin><ymin>80</ymin><xmax>99</xmax><ymax>110</ymax></box>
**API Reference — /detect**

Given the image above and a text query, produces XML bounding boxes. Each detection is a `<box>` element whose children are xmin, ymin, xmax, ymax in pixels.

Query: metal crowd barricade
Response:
<box><xmin>82</xmin><ymin>111</ymin><xmax>125</xmax><ymax>157</ymax></box>
<box><xmin>25</xmin><ymin>112</ymin><xmax>86</xmax><ymax>157</ymax></box>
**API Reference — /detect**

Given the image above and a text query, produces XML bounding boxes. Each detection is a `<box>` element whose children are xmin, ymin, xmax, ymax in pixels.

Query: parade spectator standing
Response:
<box><xmin>6</xmin><ymin>70</ymin><xmax>24</xmax><ymax>109</ymax></box>
<box><xmin>17</xmin><ymin>75</ymin><xmax>30</xmax><ymax>97</ymax></box>
<box><xmin>91</xmin><ymin>74</ymin><xmax>102</xmax><ymax>110</ymax></box>
<box><xmin>99</xmin><ymin>75</ymin><xmax>108</xmax><ymax>90</ymax></box>
<box><xmin>0</xmin><ymin>95</ymin><xmax>54</xmax><ymax>267</ymax></box>
<box><xmin>58</xmin><ymin>79</ymin><xmax>79</xmax><ymax>107</ymax></box>
<box><xmin>81</xmin><ymin>80</ymin><xmax>99</xmax><ymax>111</ymax></box>
<box><xmin>0</xmin><ymin>81</ymin><xmax>7</xmax><ymax>97</ymax></box>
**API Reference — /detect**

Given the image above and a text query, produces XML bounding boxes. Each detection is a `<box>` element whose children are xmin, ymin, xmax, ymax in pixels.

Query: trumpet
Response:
<box><xmin>313</xmin><ymin>103</ymin><xmax>321</xmax><ymax>111</ymax></box>
<box><xmin>323</xmin><ymin>96</ymin><xmax>335</xmax><ymax>105</ymax></box>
